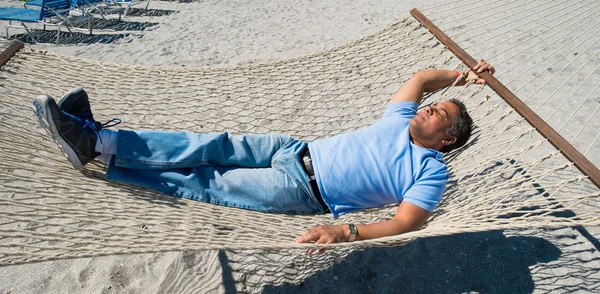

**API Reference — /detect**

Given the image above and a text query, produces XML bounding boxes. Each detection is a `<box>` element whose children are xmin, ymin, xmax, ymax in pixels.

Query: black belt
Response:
<box><xmin>301</xmin><ymin>147</ymin><xmax>330</xmax><ymax>213</ymax></box>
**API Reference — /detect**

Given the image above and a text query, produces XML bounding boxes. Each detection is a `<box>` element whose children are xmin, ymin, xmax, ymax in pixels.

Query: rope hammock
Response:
<box><xmin>0</xmin><ymin>5</ymin><xmax>599</xmax><ymax>279</ymax></box>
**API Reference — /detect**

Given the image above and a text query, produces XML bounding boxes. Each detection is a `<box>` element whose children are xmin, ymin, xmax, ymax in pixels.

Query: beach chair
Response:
<box><xmin>0</xmin><ymin>0</ymin><xmax>83</xmax><ymax>43</ymax></box>
<box><xmin>111</xmin><ymin>0</ymin><xmax>150</xmax><ymax>17</ymax></box>
<box><xmin>27</xmin><ymin>0</ymin><xmax>145</xmax><ymax>21</ymax></box>
<box><xmin>25</xmin><ymin>0</ymin><xmax>110</xmax><ymax>21</ymax></box>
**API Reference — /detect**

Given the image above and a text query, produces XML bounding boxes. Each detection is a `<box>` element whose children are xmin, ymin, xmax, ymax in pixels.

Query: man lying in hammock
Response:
<box><xmin>33</xmin><ymin>59</ymin><xmax>494</xmax><ymax>250</ymax></box>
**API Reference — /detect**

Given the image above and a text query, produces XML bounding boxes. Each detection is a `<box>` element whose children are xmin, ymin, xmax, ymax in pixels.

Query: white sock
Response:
<box><xmin>96</xmin><ymin>153</ymin><xmax>113</xmax><ymax>165</ymax></box>
<box><xmin>95</xmin><ymin>129</ymin><xmax>118</xmax><ymax>155</ymax></box>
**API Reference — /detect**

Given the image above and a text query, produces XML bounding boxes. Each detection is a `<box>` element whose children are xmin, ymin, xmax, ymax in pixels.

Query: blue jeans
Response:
<box><xmin>106</xmin><ymin>130</ymin><xmax>325</xmax><ymax>214</ymax></box>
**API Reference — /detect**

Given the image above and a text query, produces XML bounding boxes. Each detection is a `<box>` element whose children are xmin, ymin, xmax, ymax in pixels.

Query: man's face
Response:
<box><xmin>409</xmin><ymin>101</ymin><xmax>460</xmax><ymax>150</ymax></box>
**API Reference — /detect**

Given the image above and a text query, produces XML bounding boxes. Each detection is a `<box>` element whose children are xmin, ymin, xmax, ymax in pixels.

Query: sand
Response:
<box><xmin>1</xmin><ymin>0</ymin><xmax>599</xmax><ymax>293</ymax></box>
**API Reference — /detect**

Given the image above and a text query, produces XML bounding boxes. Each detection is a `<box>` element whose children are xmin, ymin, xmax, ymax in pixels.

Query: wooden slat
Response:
<box><xmin>0</xmin><ymin>41</ymin><xmax>24</xmax><ymax>69</ymax></box>
<box><xmin>411</xmin><ymin>8</ymin><xmax>600</xmax><ymax>189</ymax></box>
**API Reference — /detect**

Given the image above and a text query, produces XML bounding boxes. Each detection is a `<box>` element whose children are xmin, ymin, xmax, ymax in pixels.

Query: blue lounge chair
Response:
<box><xmin>0</xmin><ymin>0</ymin><xmax>78</xmax><ymax>43</ymax></box>
<box><xmin>110</xmin><ymin>0</ymin><xmax>150</xmax><ymax>18</ymax></box>
<box><xmin>25</xmin><ymin>0</ymin><xmax>110</xmax><ymax>21</ymax></box>
<box><xmin>26</xmin><ymin>0</ymin><xmax>149</xmax><ymax>20</ymax></box>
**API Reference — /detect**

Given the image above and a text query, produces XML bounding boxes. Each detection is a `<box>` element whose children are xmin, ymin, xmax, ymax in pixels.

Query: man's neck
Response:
<box><xmin>409</xmin><ymin>134</ymin><xmax>427</xmax><ymax>149</ymax></box>
<box><xmin>409</xmin><ymin>132</ymin><xmax>441</xmax><ymax>151</ymax></box>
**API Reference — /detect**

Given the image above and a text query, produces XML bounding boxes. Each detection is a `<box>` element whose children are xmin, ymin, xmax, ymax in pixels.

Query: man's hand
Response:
<box><xmin>466</xmin><ymin>59</ymin><xmax>495</xmax><ymax>84</ymax></box>
<box><xmin>295</xmin><ymin>202</ymin><xmax>431</xmax><ymax>254</ymax></box>
<box><xmin>389</xmin><ymin>58</ymin><xmax>495</xmax><ymax>105</ymax></box>
<box><xmin>296</xmin><ymin>224</ymin><xmax>349</xmax><ymax>254</ymax></box>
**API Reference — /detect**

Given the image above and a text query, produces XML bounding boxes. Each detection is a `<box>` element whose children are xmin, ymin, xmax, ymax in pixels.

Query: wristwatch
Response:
<box><xmin>347</xmin><ymin>223</ymin><xmax>358</xmax><ymax>242</ymax></box>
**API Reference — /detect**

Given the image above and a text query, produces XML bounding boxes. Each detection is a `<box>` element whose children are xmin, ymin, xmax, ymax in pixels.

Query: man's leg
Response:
<box><xmin>39</xmin><ymin>88</ymin><xmax>294</xmax><ymax>170</ymax></box>
<box><xmin>33</xmin><ymin>89</ymin><xmax>323</xmax><ymax>213</ymax></box>
<box><xmin>104</xmin><ymin>128</ymin><xmax>322</xmax><ymax>214</ymax></box>
<box><xmin>107</xmin><ymin>157</ymin><xmax>325</xmax><ymax>214</ymax></box>
<box><xmin>110</xmin><ymin>130</ymin><xmax>293</xmax><ymax>170</ymax></box>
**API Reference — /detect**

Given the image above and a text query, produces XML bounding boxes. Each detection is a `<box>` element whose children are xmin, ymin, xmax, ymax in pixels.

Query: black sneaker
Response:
<box><xmin>57</xmin><ymin>87</ymin><xmax>121</xmax><ymax>135</ymax></box>
<box><xmin>33</xmin><ymin>95</ymin><xmax>120</xmax><ymax>169</ymax></box>
<box><xmin>58</xmin><ymin>88</ymin><xmax>95</xmax><ymax>122</ymax></box>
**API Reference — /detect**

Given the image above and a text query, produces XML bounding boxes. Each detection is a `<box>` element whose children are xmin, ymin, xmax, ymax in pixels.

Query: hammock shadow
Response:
<box><xmin>10</xmin><ymin>31</ymin><xmax>132</xmax><ymax>45</ymax></box>
<box><xmin>105</xmin><ymin>8</ymin><xmax>177</xmax><ymax>17</ymax></box>
<box><xmin>69</xmin><ymin>18</ymin><xmax>159</xmax><ymax>31</ymax></box>
<box><xmin>461</xmin><ymin>158</ymin><xmax>600</xmax><ymax>253</ymax></box>
<box><xmin>156</xmin><ymin>0</ymin><xmax>194</xmax><ymax>3</ymax></box>
<box><xmin>261</xmin><ymin>231</ymin><xmax>561</xmax><ymax>294</ymax></box>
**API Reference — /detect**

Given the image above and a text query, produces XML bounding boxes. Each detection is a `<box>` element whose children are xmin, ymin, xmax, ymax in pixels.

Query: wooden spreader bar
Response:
<box><xmin>0</xmin><ymin>41</ymin><xmax>24</xmax><ymax>68</ymax></box>
<box><xmin>411</xmin><ymin>8</ymin><xmax>600</xmax><ymax>189</ymax></box>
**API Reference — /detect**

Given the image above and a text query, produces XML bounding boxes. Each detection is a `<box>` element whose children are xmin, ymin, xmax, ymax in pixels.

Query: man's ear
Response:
<box><xmin>442</xmin><ymin>136</ymin><xmax>457</xmax><ymax>146</ymax></box>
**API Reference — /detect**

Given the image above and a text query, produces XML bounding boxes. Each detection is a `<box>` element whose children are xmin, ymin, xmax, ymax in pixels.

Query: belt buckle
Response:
<box><xmin>303</xmin><ymin>155</ymin><xmax>314</xmax><ymax>177</ymax></box>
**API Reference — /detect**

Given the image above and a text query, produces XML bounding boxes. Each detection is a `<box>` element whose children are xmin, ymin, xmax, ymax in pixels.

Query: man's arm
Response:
<box><xmin>353</xmin><ymin>201</ymin><xmax>430</xmax><ymax>240</ymax></box>
<box><xmin>296</xmin><ymin>202</ymin><xmax>430</xmax><ymax>253</ymax></box>
<box><xmin>389</xmin><ymin>59</ymin><xmax>495</xmax><ymax>105</ymax></box>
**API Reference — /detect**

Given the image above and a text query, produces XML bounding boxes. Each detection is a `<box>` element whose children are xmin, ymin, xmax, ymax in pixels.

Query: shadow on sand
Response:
<box><xmin>260</xmin><ymin>231</ymin><xmax>561</xmax><ymax>293</ymax></box>
<box><xmin>69</xmin><ymin>18</ymin><xmax>159</xmax><ymax>31</ymax></box>
<box><xmin>10</xmin><ymin>30</ymin><xmax>133</xmax><ymax>44</ymax></box>
<box><xmin>105</xmin><ymin>8</ymin><xmax>177</xmax><ymax>17</ymax></box>
<box><xmin>155</xmin><ymin>0</ymin><xmax>195</xmax><ymax>3</ymax></box>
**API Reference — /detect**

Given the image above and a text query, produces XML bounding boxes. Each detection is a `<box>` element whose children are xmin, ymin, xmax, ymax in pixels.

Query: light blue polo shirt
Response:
<box><xmin>308</xmin><ymin>101</ymin><xmax>448</xmax><ymax>217</ymax></box>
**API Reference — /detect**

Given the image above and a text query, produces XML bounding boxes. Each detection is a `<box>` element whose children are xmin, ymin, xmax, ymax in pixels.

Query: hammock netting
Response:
<box><xmin>0</xmin><ymin>1</ymin><xmax>599</xmax><ymax>290</ymax></box>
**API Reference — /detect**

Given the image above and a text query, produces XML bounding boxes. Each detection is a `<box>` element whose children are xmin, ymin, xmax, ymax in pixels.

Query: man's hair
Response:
<box><xmin>441</xmin><ymin>99</ymin><xmax>473</xmax><ymax>153</ymax></box>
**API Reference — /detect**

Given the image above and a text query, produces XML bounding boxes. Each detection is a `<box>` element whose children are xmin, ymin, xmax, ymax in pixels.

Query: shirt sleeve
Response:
<box><xmin>402</xmin><ymin>163</ymin><xmax>448</xmax><ymax>212</ymax></box>
<box><xmin>384</xmin><ymin>101</ymin><xmax>418</xmax><ymax>119</ymax></box>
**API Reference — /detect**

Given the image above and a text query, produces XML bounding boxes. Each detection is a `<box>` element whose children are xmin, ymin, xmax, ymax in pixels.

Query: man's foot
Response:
<box><xmin>58</xmin><ymin>87</ymin><xmax>95</xmax><ymax>121</ymax></box>
<box><xmin>57</xmin><ymin>87</ymin><xmax>121</xmax><ymax>138</ymax></box>
<box><xmin>33</xmin><ymin>95</ymin><xmax>100</xmax><ymax>169</ymax></box>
